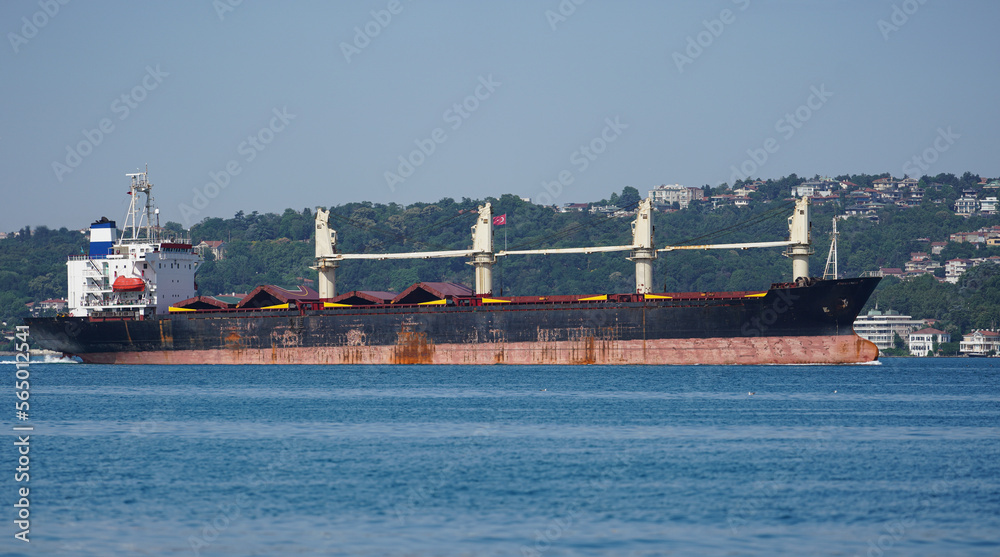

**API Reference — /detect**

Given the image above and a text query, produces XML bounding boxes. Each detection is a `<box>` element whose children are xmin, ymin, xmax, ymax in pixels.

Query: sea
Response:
<box><xmin>1</xmin><ymin>357</ymin><xmax>998</xmax><ymax>556</ymax></box>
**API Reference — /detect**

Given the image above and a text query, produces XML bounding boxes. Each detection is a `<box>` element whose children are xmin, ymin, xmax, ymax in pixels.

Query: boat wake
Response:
<box><xmin>1</xmin><ymin>354</ymin><xmax>80</xmax><ymax>364</ymax></box>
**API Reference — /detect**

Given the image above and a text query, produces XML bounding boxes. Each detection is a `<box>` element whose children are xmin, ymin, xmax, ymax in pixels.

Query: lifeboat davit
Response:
<box><xmin>112</xmin><ymin>276</ymin><xmax>145</xmax><ymax>292</ymax></box>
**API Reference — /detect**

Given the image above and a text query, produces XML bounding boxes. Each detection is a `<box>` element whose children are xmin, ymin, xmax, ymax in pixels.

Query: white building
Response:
<box><xmin>195</xmin><ymin>240</ymin><xmax>227</xmax><ymax>261</ymax></box>
<box><xmin>944</xmin><ymin>258</ymin><xmax>973</xmax><ymax>283</ymax></box>
<box><xmin>959</xmin><ymin>330</ymin><xmax>1000</xmax><ymax>356</ymax></box>
<box><xmin>648</xmin><ymin>184</ymin><xmax>704</xmax><ymax>209</ymax></box>
<box><xmin>908</xmin><ymin>328</ymin><xmax>950</xmax><ymax>356</ymax></box>
<box><xmin>980</xmin><ymin>197</ymin><xmax>998</xmax><ymax>214</ymax></box>
<box><xmin>954</xmin><ymin>196</ymin><xmax>978</xmax><ymax>215</ymax></box>
<box><xmin>853</xmin><ymin>309</ymin><xmax>927</xmax><ymax>351</ymax></box>
<box><xmin>792</xmin><ymin>184</ymin><xmax>815</xmax><ymax>198</ymax></box>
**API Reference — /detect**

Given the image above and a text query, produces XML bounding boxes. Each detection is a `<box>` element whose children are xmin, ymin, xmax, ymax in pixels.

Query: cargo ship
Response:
<box><xmin>26</xmin><ymin>169</ymin><xmax>881</xmax><ymax>365</ymax></box>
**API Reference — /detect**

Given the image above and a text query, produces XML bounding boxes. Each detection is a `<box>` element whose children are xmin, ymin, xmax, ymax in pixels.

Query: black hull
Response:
<box><xmin>25</xmin><ymin>277</ymin><xmax>880</xmax><ymax>365</ymax></box>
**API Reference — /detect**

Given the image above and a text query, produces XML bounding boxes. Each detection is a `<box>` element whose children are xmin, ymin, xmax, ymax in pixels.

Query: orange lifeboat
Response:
<box><xmin>112</xmin><ymin>276</ymin><xmax>145</xmax><ymax>292</ymax></box>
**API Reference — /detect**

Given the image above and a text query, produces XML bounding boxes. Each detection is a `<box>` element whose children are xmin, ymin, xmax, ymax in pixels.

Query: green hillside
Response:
<box><xmin>4</xmin><ymin>172</ymin><xmax>1000</xmax><ymax>346</ymax></box>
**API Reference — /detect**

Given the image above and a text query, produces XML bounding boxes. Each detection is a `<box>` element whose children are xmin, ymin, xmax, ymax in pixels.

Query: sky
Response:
<box><xmin>2</xmin><ymin>0</ymin><xmax>998</xmax><ymax>231</ymax></box>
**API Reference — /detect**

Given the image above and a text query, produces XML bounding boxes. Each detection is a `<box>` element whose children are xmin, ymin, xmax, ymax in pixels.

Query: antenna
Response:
<box><xmin>122</xmin><ymin>167</ymin><xmax>156</xmax><ymax>243</ymax></box>
<box><xmin>823</xmin><ymin>217</ymin><xmax>839</xmax><ymax>280</ymax></box>
<box><xmin>822</xmin><ymin>217</ymin><xmax>838</xmax><ymax>280</ymax></box>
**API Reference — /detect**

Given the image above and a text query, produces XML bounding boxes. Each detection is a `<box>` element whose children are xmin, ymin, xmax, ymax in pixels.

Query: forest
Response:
<box><xmin>3</xmin><ymin>171</ymin><xmax>998</xmax><ymax>346</ymax></box>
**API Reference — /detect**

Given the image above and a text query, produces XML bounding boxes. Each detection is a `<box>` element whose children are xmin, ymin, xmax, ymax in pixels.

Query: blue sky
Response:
<box><xmin>2</xmin><ymin>0</ymin><xmax>998</xmax><ymax>230</ymax></box>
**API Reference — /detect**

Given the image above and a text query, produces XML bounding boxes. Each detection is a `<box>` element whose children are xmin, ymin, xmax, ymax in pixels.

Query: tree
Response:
<box><xmin>11</xmin><ymin>170</ymin><xmax>1000</xmax><ymax>333</ymax></box>
<box><xmin>619</xmin><ymin>186</ymin><xmax>641</xmax><ymax>209</ymax></box>
<box><xmin>939</xmin><ymin>342</ymin><xmax>960</xmax><ymax>356</ymax></box>
<box><xmin>163</xmin><ymin>221</ymin><xmax>185</xmax><ymax>235</ymax></box>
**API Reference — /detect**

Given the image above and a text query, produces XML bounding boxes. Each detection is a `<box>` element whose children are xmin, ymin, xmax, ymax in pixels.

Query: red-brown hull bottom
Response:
<box><xmin>77</xmin><ymin>335</ymin><xmax>879</xmax><ymax>365</ymax></box>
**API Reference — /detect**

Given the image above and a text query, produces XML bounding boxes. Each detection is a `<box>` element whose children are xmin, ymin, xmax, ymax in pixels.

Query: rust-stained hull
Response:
<box><xmin>26</xmin><ymin>277</ymin><xmax>881</xmax><ymax>365</ymax></box>
<box><xmin>75</xmin><ymin>335</ymin><xmax>878</xmax><ymax>365</ymax></box>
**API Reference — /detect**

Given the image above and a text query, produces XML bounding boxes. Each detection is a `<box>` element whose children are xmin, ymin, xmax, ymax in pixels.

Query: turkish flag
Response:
<box><xmin>492</xmin><ymin>214</ymin><xmax>506</xmax><ymax>226</ymax></box>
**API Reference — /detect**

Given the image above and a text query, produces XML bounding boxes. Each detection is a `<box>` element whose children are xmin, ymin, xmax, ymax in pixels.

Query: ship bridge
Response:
<box><xmin>67</xmin><ymin>169</ymin><xmax>200</xmax><ymax>318</ymax></box>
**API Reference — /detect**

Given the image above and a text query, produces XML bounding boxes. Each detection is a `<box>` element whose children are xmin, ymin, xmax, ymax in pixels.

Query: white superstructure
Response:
<box><xmin>66</xmin><ymin>169</ymin><xmax>201</xmax><ymax>318</ymax></box>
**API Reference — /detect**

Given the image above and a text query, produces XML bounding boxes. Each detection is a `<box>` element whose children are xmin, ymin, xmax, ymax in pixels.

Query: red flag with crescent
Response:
<box><xmin>493</xmin><ymin>214</ymin><xmax>506</xmax><ymax>226</ymax></box>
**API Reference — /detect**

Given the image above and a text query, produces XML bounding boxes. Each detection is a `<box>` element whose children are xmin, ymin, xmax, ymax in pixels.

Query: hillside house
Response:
<box><xmin>908</xmin><ymin>328</ymin><xmax>950</xmax><ymax>356</ymax></box>
<box><xmin>980</xmin><ymin>197</ymin><xmax>998</xmax><ymax>214</ymax></box>
<box><xmin>960</xmin><ymin>330</ymin><xmax>1000</xmax><ymax>356</ymax></box>
<box><xmin>649</xmin><ymin>184</ymin><xmax>704</xmax><ymax>209</ymax></box>
<box><xmin>878</xmin><ymin>268</ymin><xmax>905</xmax><ymax>279</ymax></box>
<box><xmin>955</xmin><ymin>196</ymin><xmax>978</xmax><ymax>215</ymax></box>
<box><xmin>195</xmin><ymin>240</ymin><xmax>227</xmax><ymax>261</ymax></box>
<box><xmin>944</xmin><ymin>258</ymin><xmax>974</xmax><ymax>283</ymax></box>
<box><xmin>950</xmin><ymin>231</ymin><xmax>986</xmax><ymax>244</ymax></box>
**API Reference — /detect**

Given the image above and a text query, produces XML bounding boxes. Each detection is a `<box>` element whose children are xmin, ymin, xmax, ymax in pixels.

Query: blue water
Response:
<box><xmin>2</xmin><ymin>358</ymin><xmax>999</xmax><ymax>556</ymax></box>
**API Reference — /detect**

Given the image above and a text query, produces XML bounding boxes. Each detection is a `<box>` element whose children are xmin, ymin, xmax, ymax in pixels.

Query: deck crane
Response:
<box><xmin>313</xmin><ymin>197</ymin><xmax>815</xmax><ymax>298</ymax></box>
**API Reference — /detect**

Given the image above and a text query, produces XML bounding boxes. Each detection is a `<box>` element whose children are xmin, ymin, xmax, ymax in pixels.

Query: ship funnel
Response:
<box><xmin>88</xmin><ymin>217</ymin><xmax>118</xmax><ymax>257</ymax></box>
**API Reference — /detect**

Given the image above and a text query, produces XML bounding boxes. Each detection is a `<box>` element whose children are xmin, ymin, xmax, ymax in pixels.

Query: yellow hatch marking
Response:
<box><xmin>745</xmin><ymin>293</ymin><xmax>768</xmax><ymax>298</ymax></box>
<box><xmin>482</xmin><ymin>298</ymin><xmax>510</xmax><ymax>304</ymax></box>
<box><xmin>168</xmin><ymin>307</ymin><xmax>197</xmax><ymax>312</ymax></box>
<box><xmin>261</xmin><ymin>303</ymin><xmax>291</xmax><ymax>310</ymax></box>
<box><xmin>578</xmin><ymin>295</ymin><xmax>607</xmax><ymax>302</ymax></box>
<box><xmin>644</xmin><ymin>294</ymin><xmax>673</xmax><ymax>300</ymax></box>
<box><xmin>324</xmin><ymin>302</ymin><xmax>352</xmax><ymax>308</ymax></box>
<box><xmin>418</xmin><ymin>299</ymin><xmax>447</xmax><ymax>305</ymax></box>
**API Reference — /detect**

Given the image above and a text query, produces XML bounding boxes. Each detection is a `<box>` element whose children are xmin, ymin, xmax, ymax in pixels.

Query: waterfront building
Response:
<box><xmin>908</xmin><ymin>328</ymin><xmax>950</xmax><ymax>356</ymax></box>
<box><xmin>959</xmin><ymin>330</ymin><xmax>1000</xmax><ymax>356</ymax></box>
<box><xmin>853</xmin><ymin>309</ymin><xmax>926</xmax><ymax>351</ymax></box>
